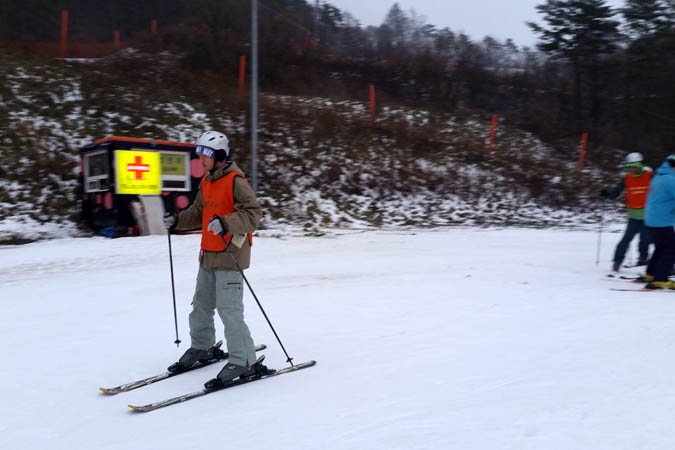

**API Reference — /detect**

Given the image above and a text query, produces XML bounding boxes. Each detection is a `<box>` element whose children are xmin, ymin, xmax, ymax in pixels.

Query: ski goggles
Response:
<box><xmin>195</xmin><ymin>145</ymin><xmax>216</xmax><ymax>159</ymax></box>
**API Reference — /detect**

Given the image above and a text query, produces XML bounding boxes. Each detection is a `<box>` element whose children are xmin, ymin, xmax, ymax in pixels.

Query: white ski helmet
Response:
<box><xmin>195</xmin><ymin>131</ymin><xmax>230</xmax><ymax>162</ymax></box>
<box><xmin>625</xmin><ymin>152</ymin><xmax>643</xmax><ymax>166</ymax></box>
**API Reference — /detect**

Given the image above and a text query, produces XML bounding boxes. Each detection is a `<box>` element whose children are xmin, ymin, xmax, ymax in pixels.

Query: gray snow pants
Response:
<box><xmin>189</xmin><ymin>267</ymin><xmax>257</xmax><ymax>366</ymax></box>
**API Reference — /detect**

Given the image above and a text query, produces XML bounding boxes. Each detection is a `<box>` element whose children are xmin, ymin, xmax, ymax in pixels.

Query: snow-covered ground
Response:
<box><xmin>2</xmin><ymin>227</ymin><xmax>674</xmax><ymax>450</ymax></box>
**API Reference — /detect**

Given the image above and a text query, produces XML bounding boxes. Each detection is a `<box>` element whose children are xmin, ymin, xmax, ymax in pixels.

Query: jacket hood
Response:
<box><xmin>656</xmin><ymin>161</ymin><xmax>675</xmax><ymax>176</ymax></box>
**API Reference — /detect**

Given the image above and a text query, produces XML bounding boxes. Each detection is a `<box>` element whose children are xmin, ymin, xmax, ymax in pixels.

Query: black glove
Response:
<box><xmin>163</xmin><ymin>212</ymin><xmax>177</xmax><ymax>230</ymax></box>
<box><xmin>207</xmin><ymin>215</ymin><xmax>228</xmax><ymax>236</ymax></box>
<box><xmin>600</xmin><ymin>189</ymin><xmax>609</xmax><ymax>199</ymax></box>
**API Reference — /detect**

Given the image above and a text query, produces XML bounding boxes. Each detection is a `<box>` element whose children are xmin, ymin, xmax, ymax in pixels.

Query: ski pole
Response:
<box><xmin>215</xmin><ymin>221</ymin><xmax>294</xmax><ymax>366</ymax></box>
<box><xmin>596</xmin><ymin>210</ymin><xmax>604</xmax><ymax>266</ymax></box>
<box><xmin>167</xmin><ymin>228</ymin><xmax>181</xmax><ymax>347</ymax></box>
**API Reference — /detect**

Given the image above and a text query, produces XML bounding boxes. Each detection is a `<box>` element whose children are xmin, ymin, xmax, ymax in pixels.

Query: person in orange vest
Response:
<box><xmin>163</xmin><ymin>130</ymin><xmax>264</xmax><ymax>383</ymax></box>
<box><xmin>601</xmin><ymin>152</ymin><xmax>653</xmax><ymax>273</ymax></box>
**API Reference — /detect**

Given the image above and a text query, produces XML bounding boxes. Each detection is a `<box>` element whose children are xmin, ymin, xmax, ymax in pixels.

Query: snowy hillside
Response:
<box><xmin>2</xmin><ymin>226</ymin><xmax>673</xmax><ymax>449</ymax></box>
<box><xmin>0</xmin><ymin>49</ymin><xmax>625</xmax><ymax>244</ymax></box>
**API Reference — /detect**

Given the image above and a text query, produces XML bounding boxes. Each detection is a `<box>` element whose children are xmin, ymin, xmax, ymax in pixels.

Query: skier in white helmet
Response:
<box><xmin>600</xmin><ymin>152</ymin><xmax>653</xmax><ymax>273</ymax></box>
<box><xmin>163</xmin><ymin>130</ymin><xmax>265</xmax><ymax>384</ymax></box>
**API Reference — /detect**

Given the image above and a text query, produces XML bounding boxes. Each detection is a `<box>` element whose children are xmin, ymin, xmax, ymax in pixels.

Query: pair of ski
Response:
<box><xmin>611</xmin><ymin>286</ymin><xmax>675</xmax><ymax>292</ymax></box>
<box><xmin>606</xmin><ymin>273</ymin><xmax>643</xmax><ymax>280</ymax></box>
<box><xmin>607</xmin><ymin>275</ymin><xmax>675</xmax><ymax>292</ymax></box>
<box><xmin>99</xmin><ymin>341</ymin><xmax>316</xmax><ymax>412</ymax></box>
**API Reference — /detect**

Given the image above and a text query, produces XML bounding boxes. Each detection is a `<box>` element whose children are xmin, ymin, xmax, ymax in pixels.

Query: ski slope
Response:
<box><xmin>1</xmin><ymin>227</ymin><xmax>674</xmax><ymax>450</ymax></box>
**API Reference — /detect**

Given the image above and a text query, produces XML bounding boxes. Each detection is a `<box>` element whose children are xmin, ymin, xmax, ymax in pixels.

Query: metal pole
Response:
<box><xmin>314</xmin><ymin>0</ymin><xmax>319</xmax><ymax>39</ymax></box>
<box><xmin>596</xmin><ymin>212</ymin><xmax>604</xmax><ymax>266</ymax></box>
<box><xmin>251</xmin><ymin>0</ymin><xmax>259</xmax><ymax>194</ymax></box>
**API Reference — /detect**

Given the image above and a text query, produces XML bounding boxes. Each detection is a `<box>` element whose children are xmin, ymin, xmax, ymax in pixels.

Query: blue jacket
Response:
<box><xmin>644</xmin><ymin>162</ymin><xmax>675</xmax><ymax>227</ymax></box>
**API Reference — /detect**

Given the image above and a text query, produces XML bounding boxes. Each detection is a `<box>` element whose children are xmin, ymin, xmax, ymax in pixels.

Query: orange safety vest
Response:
<box><xmin>624</xmin><ymin>169</ymin><xmax>652</xmax><ymax>209</ymax></box>
<box><xmin>200</xmin><ymin>171</ymin><xmax>253</xmax><ymax>251</ymax></box>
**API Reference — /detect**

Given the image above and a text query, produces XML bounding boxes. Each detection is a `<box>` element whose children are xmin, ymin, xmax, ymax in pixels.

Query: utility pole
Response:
<box><xmin>314</xmin><ymin>0</ymin><xmax>319</xmax><ymax>39</ymax></box>
<box><xmin>251</xmin><ymin>0</ymin><xmax>259</xmax><ymax>193</ymax></box>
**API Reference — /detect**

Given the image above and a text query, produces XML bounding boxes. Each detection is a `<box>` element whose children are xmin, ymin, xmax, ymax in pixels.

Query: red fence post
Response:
<box><xmin>151</xmin><ymin>19</ymin><xmax>158</xmax><ymax>35</ymax></box>
<box><xmin>113</xmin><ymin>30</ymin><xmax>120</xmax><ymax>49</ymax></box>
<box><xmin>370</xmin><ymin>84</ymin><xmax>376</xmax><ymax>126</ymax></box>
<box><xmin>578</xmin><ymin>132</ymin><xmax>588</xmax><ymax>171</ymax></box>
<box><xmin>60</xmin><ymin>10</ymin><xmax>68</xmax><ymax>58</ymax></box>
<box><xmin>239</xmin><ymin>55</ymin><xmax>246</xmax><ymax>100</ymax></box>
<box><xmin>489</xmin><ymin>114</ymin><xmax>498</xmax><ymax>154</ymax></box>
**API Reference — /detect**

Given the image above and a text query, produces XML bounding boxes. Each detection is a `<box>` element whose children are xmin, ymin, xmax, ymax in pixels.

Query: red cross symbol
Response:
<box><xmin>127</xmin><ymin>156</ymin><xmax>150</xmax><ymax>180</ymax></box>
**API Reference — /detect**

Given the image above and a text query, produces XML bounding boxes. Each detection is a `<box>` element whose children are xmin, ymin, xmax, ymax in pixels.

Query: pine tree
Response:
<box><xmin>528</xmin><ymin>0</ymin><xmax>620</xmax><ymax>136</ymax></box>
<box><xmin>622</xmin><ymin>0</ymin><xmax>670</xmax><ymax>38</ymax></box>
<box><xmin>620</xmin><ymin>0</ymin><xmax>674</xmax><ymax>156</ymax></box>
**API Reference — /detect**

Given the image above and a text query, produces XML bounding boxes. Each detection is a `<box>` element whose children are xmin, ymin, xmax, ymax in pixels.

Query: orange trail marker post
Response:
<box><xmin>60</xmin><ymin>10</ymin><xmax>68</xmax><ymax>58</ymax></box>
<box><xmin>370</xmin><ymin>84</ymin><xmax>376</xmax><ymax>126</ymax></box>
<box><xmin>578</xmin><ymin>132</ymin><xmax>588</xmax><ymax>171</ymax></box>
<box><xmin>151</xmin><ymin>19</ymin><xmax>157</xmax><ymax>35</ymax></box>
<box><xmin>114</xmin><ymin>30</ymin><xmax>120</xmax><ymax>49</ymax></box>
<box><xmin>489</xmin><ymin>114</ymin><xmax>498</xmax><ymax>154</ymax></box>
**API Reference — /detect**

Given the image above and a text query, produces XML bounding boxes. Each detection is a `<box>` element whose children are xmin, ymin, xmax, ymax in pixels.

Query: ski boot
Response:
<box><xmin>644</xmin><ymin>280</ymin><xmax>675</xmax><ymax>290</ymax></box>
<box><xmin>168</xmin><ymin>343</ymin><xmax>226</xmax><ymax>373</ymax></box>
<box><xmin>204</xmin><ymin>355</ymin><xmax>272</xmax><ymax>390</ymax></box>
<box><xmin>634</xmin><ymin>273</ymin><xmax>654</xmax><ymax>283</ymax></box>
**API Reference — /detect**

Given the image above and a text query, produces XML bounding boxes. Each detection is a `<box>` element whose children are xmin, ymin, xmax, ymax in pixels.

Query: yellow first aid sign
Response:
<box><xmin>115</xmin><ymin>150</ymin><xmax>161</xmax><ymax>195</ymax></box>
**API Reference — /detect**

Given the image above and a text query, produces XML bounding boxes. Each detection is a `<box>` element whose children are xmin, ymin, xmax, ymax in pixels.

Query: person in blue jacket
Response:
<box><xmin>642</xmin><ymin>155</ymin><xmax>675</xmax><ymax>289</ymax></box>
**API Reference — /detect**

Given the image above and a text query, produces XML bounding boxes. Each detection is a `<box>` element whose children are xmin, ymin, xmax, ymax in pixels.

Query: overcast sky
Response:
<box><xmin>325</xmin><ymin>0</ymin><xmax>627</xmax><ymax>47</ymax></box>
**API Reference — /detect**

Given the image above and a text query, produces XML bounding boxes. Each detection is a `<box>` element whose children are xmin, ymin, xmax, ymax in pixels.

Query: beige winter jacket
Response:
<box><xmin>175</xmin><ymin>161</ymin><xmax>262</xmax><ymax>270</ymax></box>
